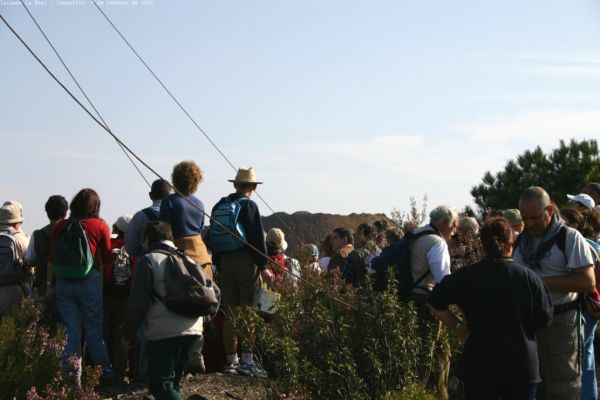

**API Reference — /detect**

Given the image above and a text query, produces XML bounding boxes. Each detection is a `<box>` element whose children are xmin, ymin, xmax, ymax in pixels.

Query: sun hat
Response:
<box><xmin>567</xmin><ymin>193</ymin><xmax>595</xmax><ymax>209</ymax></box>
<box><xmin>115</xmin><ymin>215</ymin><xmax>133</xmax><ymax>233</ymax></box>
<box><xmin>502</xmin><ymin>209</ymin><xmax>523</xmax><ymax>226</ymax></box>
<box><xmin>0</xmin><ymin>203</ymin><xmax>24</xmax><ymax>224</ymax></box>
<box><xmin>228</xmin><ymin>167</ymin><xmax>263</xmax><ymax>184</ymax></box>
<box><xmin>306</xmin><ymin>244</ymin><xmax>319</xmax><ymax>258</ymax></box>
<box><xmin>266</xmin><ymin>228</ymin><xmax>287</xmax><ymax>251</ymax></box>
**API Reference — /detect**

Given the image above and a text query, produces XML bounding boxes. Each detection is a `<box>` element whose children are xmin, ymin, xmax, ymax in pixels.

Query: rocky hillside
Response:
<box><xmin>261</xmin><ymin>211</ymin><xmax>396</xmax><ymax>254</ymax></box>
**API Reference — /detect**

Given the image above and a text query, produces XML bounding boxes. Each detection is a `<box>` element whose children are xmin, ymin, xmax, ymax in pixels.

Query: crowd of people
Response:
<box><xmin>2</xmin><ymin>161</ymin><xmax>600</xmax><ymax>400</ymax></box>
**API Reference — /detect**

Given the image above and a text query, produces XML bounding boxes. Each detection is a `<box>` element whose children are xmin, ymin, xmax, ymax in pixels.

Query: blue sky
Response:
<box><xmin>2</xmin><ymin>0</ymin><xmax>600</xmax><ymax>233</ymax></box>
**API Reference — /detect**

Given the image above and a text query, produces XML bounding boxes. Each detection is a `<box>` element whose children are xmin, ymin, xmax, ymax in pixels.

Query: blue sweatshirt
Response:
<box><xmin>159</xmin><ymin>193</ymin><xmax>205</xmax><ymax>239</ymax></box>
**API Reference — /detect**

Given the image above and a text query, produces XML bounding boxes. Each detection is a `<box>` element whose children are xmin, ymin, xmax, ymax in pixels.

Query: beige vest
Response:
<box><xmin>408</xmin><ymin>226</ymin><xmax>445</xmax><ymax>294</ymax></box>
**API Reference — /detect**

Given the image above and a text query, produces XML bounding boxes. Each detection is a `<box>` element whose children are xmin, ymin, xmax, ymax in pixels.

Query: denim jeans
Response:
<box><xmin>55</xmin><ymin>269</ymin><xmax>114</xmax><ymax>378</ymax></box>
<box><xmin>582</xmin><ymin>310</ymin><xmax>598</xmax><ymax>400</ymax></box>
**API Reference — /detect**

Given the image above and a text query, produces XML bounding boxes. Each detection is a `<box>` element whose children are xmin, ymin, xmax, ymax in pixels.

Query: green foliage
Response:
<box><xmin>471</xmin><ymin>139</ymin><xmax>600</xmax><ymax>210</ymax></box>
<box><xmin>241</xmin><ymin>273</ymin><xmax>441</xmax><ymax>400</ymax></box>
<box><xmin>382</xmin><ymin>383</ymin><xmax>437</xmax><ymax>400</ymax></box>
<box><xmin>0</xmin><ymin>299</ymin><xmax>100</xmax><ymax>399</ymax></box>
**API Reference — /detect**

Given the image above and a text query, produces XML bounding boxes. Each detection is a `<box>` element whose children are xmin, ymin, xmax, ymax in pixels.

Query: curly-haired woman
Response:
<box><xmin>159</xmin><ymin>160</ymin><xmax>212</xmax><ymax>278</ymax></box>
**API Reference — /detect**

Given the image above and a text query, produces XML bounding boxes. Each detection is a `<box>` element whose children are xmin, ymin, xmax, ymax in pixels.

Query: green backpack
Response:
<box><xmin>53</xmin><ymin>219</ymin><xmax>94</xmax><ymax>279</ymax></box>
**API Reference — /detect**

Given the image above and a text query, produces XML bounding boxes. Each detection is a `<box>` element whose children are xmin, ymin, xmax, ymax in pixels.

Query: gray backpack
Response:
<box><xmin>0</xmin><ymin>230</ymin><xmax>25</xmax><ymax>285</ymax></box>
<box><xmin>152</xmin><ymin>248</ymin><xmax>220</xmax><ymax>319</ymax></box>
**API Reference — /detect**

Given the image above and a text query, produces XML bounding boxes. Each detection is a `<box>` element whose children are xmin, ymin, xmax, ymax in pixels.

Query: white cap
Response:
<box><xmin>566</xmin><ymin>193</ymin><xmax>595</xmax><ymax>209</ymax></box>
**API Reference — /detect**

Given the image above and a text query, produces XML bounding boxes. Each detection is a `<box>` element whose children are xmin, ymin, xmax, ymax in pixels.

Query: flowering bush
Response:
<box><xmin>0</xmin><ymin>299</ymin><xmax>99</xmax><ymax>399</ymax></box>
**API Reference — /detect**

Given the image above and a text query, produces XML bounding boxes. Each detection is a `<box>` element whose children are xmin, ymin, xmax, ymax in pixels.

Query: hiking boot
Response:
<box><xmin>223</xmin><ymin>362</ymin><xmax>239</xmax><ymax>374</ymax></box>
<box><xmin>236</xmin><ymin>361</ymin><xmax>267</xmax><ymax>378</ymax></box>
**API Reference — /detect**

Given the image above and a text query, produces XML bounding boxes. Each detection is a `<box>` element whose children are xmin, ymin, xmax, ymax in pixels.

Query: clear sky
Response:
<box><xmin>2</xmin><ymin>0</ymin><xmax>600</xmax><ymax>233</ymax></box>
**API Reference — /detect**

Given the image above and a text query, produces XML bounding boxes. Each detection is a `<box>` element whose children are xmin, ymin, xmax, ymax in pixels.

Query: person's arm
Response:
<box><xmin>240</xmin><ymin>200</ymin><xmax>268</xmax><ymax>270</ymax></box>
<box><xmin>98</xmin><ymin>221</ymin><xmax>113</xmax><ymax>264</ymax></box>
<box><xmin>426</xmin><ymin>240</ymin><xmax>451</xmax><ymax>283</ymax></box>
<box><xmin>122</xmin><ymin>256</ymin><xmax>153</xmax><ymax>343</ymax></box>
<box><xmin>124</xmin><ymin>212</ymin><xmax>143</xmax><ymax>257</ymax></box>
<box><xmin>24</xmin><ymin>233</ymin><xmax>36</xmax><ymax>264</ymax></box>
<box><xmin>427</xmin><ymin>305</ymin><xmax>469</xmax><ymax>340</ymax></box>
<box><xmin>542</xmin><ymin>266</ymin><xmax>595</xmax><ymax>293</ymax></box>
<box><xmin>531</xmin><ymin>274</ymin><xmax>553</xmax><ymax>329</ymax></box>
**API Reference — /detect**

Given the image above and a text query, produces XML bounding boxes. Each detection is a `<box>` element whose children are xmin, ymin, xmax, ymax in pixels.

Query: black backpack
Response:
<box><xmin>0</xmin><ymin>230</ymin><xmax>25</xmax><ymax>285</ymax></box>
<box><xmin>152</xmin><ymin>248</ymin><xmax>220</xmax><ymax>318</ymax></box>
<box><xmin>372</xmin><ymin>228</ymin><xmax>439</xmax><ymax>301</ymax></box>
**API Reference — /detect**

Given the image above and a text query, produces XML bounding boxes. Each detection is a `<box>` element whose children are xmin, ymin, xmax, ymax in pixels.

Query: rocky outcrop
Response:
<box><xmin>261</xmin><ymin>211</ymin><xmax>396</xmax><ymax>254</ymax></box>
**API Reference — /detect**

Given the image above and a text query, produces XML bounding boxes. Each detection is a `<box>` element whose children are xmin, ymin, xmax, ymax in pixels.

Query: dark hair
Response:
<box><xmin>333</xmin><ymin>227</ymin><xmax>354</xmax><ymax>245</ymax></box>
<box><xmin>45</xmin><ymin>195</ymin><xmax>68</xmax><ymax>221</ymax></box>
<box><xmin>581</xmin><ymin>209</ymin><xmax>600</xmax><ymax>240</ymax></box>
<box><xmin>234</xmin><ymin>182</ymin><xmax>258</xmax><ymax>192</ymax></box>
<box><xmin>172</xmin><ymin>160</ymin><xmax>203</xmax><ymax>196</ymax></box>
<box><xmin>143</xmin><ymin>221</ymin><xmax>173</xmax><ymax>245</ymax></box>
<box><xmin>584</xmin><ymin>182</ymin><xmax>600</xmax><ymax>199</ymax></box>
<box><xmin>480</xmin><ymin>217</ymin><xmax>513</xmax><ymax>259</ymax></box>
<box><xmin>150</xmin><ymin>179</ymin><xmax>171</xmax><ymax>201</ymax></box>
<box><xmin>373</xmin><ymin>220</ymin><xmax>389</xmax><ymax>234</ymax></box>
<box><xmin>356</xmin><ymin>222</ymin><xmax>376</xmax><ymax>241</ymax></box>
<box><xmin>319</xmin><ymin>233</ymin><xmax>334</xmax><ymax>258</ymax></box>
<box><xmin>560</xmin><ymin>208</ymin><xmax>584</xmax><ymax>228</ymax></box>
<box><xmin>70</xmin><ymin>188</ymin><xmax>101</xmax><ymax>218</ymax></box>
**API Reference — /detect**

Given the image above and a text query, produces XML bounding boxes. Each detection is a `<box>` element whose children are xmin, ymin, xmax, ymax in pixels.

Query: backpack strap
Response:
<box><xmin>142</xmin><ymin>207</ymin><xmax>160</xmax><ymax>221</ymax></box>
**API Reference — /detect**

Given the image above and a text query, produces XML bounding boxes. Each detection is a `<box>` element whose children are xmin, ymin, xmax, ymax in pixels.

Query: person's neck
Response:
<box><xmin>236</xmin><ymin>190</ymin><xmax>252</xmax><ymax>197</ymax></box>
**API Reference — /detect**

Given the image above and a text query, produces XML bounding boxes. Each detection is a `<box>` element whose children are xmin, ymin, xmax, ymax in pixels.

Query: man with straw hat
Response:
<box><xmin>0</xmin><ymin>202</ymin><xmax>30</xmax><ymax>316</ymax></box>
<box><xmin>209</xmin><ymin>167</ymin><xmax>273</xmax><ymax>377</ymax></box>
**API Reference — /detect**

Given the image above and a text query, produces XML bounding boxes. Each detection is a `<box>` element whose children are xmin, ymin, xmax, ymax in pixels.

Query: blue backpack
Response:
<box><xmin>208</xmin><ymin>197</ymin><xmax>249</xmax><ymax>253</ymax></box>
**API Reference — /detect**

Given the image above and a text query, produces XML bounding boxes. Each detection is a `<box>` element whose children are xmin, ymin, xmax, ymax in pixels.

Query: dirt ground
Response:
<box><xmin>98</xmin><ymin>373</ymin><xmax>274</xmax><ymax>400</ymax></box>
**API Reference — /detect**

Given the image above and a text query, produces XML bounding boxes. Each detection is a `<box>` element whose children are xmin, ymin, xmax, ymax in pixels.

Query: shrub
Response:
<box><xmin>0</xmin><ymin>299</ymin><xmax>100</xmax><ymax>399</ymax></box>
<box><xmin>238</xmin><ymin>273</ymin><xmax>443</xmax><ymax>400</ymax></box>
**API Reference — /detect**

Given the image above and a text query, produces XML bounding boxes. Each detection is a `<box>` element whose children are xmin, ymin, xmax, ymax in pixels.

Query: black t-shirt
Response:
<box><xmin>427</xmin><ymin>258</ymin><xmax>553</xmax><ymax>386</ymax></box>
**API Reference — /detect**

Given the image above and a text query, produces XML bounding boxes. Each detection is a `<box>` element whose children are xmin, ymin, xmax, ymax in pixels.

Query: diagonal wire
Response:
<box><xmin>18</xmin><ymin>0</ymin><xmax>151</xmax><ymax>188</ymax></box>
<box><xmin>0</xmin><ymin>12</ymin><xmax>371</xmax><ymax>318</ymax></box>
<box><xmin>90</xmin><ymin>0</ymin><xmax>304</xmax><ymax>244</ymax></box>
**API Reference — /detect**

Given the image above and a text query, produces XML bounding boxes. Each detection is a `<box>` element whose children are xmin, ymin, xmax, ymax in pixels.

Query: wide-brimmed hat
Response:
<box><xmin>502</xmin><ymin>209</ymin><xmax>523</xmax><ymax>226</ymax></box>
<box><xmin>266</xmin><ymin>228</ymin><xmax>287</xmax><ymax>251</ymax></box>
<box><xmin>567</xmin><ymin>193</ymin><xmax>595</xmax><ymax>209</ymax></box>
<box><xmin>228</xmin><ymin>167</ymin><xmax>263</xmax><ymax>184</ymax></box>
<box><xmin>0</xmin><ymin>203</ymin><xmax>24</xmax><ymax>224</ymax></box>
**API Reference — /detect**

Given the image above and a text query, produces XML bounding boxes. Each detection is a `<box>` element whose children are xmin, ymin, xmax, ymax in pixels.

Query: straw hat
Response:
<box><xmin>266</xmin><ymin>228</ymin><xmax>287</xmax><ymax>251</ymax></box>
<box><xmin>228</xmin><ymin>167</ymin><xmax>263</xmax><ymax>184</ymax></box>
<box><xmin>502</xmin><ymin>209</ymin><xmax>523</xmax><ymax>226</ymax></box>
<box><xmin>0</xmin><ymin>203</ymin><xmax>24</xmax><ymax>224</ymax></box>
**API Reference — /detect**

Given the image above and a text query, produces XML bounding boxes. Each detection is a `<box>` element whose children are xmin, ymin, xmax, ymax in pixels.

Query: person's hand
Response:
<box><xmin>456</xmin><ymin>321</ymin><xmax>470</xmax><ymax>342</ymax></box>
<box><xmin>260</xmin><ymin>268</ymin><xmax>275</xmax><ymax>285</ymax></box>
